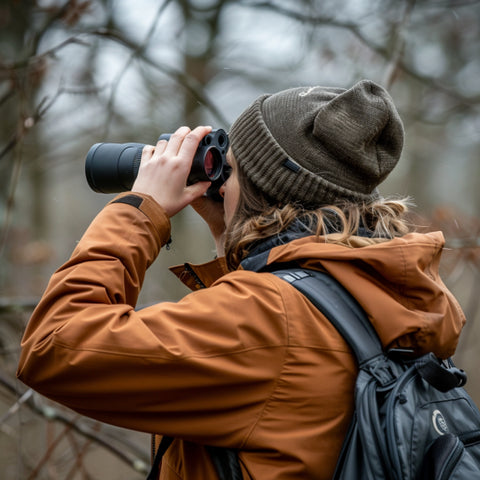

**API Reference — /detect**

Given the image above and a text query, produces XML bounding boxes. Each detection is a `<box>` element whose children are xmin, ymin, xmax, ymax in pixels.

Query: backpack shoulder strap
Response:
<box><xmin>272</xmin><ymin>268</ymin><xmax>383</xmax><ymax>365</ymax></box>
<box><xmin>146</xmin><ymin>267</ymin><xmax>386</xmax><ymax>480</ymax></box>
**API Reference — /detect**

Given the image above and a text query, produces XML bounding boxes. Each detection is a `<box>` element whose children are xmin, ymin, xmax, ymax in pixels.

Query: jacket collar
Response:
<box><xmin>240</xmin><ymin>220</ymin><xmax>375</xmax><ymax>273</ymax></box>
<box><xmin>170</xmin><ymin>220</ymin><xmax>376</xmax><ymax>289</ymax></box>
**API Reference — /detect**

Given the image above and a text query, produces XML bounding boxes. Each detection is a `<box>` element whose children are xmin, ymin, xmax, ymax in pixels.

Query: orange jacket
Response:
<box><xmin>17</xmin><ymin>193</ymin><xmax>465</xmax><ymax>479</ymax></box>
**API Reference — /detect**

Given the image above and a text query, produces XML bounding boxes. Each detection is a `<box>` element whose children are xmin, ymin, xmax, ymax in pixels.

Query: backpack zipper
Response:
<box><xmin>437</xmin><ymin>436</ymin><xmax>463</xmax><ymax>479</ymax></box>
<box><xmin>384</xmin><ymin>364</ymin><xmax>417</xmax><ymax>479</ymax></box>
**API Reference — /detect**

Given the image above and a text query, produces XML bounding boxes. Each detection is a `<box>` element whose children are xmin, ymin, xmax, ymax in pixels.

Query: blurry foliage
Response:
<box><xmin>0</xmin><ymin>0</ymin><xmax>479</xmax><ymax>478</ymax></box>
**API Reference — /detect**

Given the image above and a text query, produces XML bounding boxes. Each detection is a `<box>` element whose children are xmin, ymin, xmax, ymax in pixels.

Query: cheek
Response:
<box><xmin>224</xmin><ymin>177</ymin><xmax>240</xmax><ymax>224</ymax></box>
<box><xmin>230</xmin><ymin>177</ymin><xmax>240</xmax><ymax>208</ymax></box>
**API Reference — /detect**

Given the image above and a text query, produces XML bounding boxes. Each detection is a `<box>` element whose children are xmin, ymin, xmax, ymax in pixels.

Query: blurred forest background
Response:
<box><xmin>0</xmin><ymin>0</ymin><xmax>479</xmax><ymax>478</ymax></box>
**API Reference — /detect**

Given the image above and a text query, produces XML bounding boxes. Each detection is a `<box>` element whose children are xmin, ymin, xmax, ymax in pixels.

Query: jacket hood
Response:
<box><xmin>257</xmin><ymin>231</ymin><xmax>465</xmax><ymax>358</ymax></box>
<box><xmin>171</xmin><ymin>230</ymin><xmax>465</xmax><ymax>359</ymax></box>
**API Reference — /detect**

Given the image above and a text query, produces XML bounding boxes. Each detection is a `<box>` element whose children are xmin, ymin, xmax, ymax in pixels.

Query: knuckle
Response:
<box><xmin>184</xmin><ymin>131</ymin><xmax>201</xmax><ymax>144</ymax></box>
<box><xmin>171</xmin><ymin>127</ymin><xmax>190</xmax><ymax>140</ymax></box>
<box><xmin>170</xmin><ymin>132</ymin><xmax>183</xmax><ymax>141</ymax></box>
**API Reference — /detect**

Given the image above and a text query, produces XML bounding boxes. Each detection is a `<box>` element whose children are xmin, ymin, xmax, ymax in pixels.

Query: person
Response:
<box><xmin>17</xmin><ymin>80</ymin><xmax>465</xmax><ymax>480</ymax></box>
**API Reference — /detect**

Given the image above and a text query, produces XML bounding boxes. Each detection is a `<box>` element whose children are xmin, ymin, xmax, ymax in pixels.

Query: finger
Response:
<box><xmin>184</xmin><ymin>181</ymin><xmax>211</xmax><ymax>203</ymax></box>
<box><xmin>141</xmin><ymin>144</ymin><xmax>155</xmax><ymax>162</ymax></box>
<box><xmin>177</xmin><ymin>126</ymin><xmax>213</xmax><ymax>160</ymax></box>
<box><xmin>163</xmin><ymin>126</ymin><xmax>191</xmax><ymax>156</ymax></box>
<box><xmin>191</xmin><ymin>194</ymin><xmax>220</xmax><ymax>214</ymax></box>
<box><xmin>154</xmin><ymin>139</ymin><xmax>168</xmax><ymax>156</ymax></box>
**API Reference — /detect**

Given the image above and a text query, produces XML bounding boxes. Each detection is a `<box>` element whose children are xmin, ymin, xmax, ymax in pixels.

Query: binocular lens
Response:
<box><xmin>204</xmin><ymin>150</ymin><xmax>217</xmax><ymax>179</ymax></box>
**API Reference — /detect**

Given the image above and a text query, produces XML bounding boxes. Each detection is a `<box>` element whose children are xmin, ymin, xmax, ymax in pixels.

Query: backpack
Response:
<box><xmin>147</xmin><ymin>268</ymin><xmax>480</xmax><ymax>479</ymax></box>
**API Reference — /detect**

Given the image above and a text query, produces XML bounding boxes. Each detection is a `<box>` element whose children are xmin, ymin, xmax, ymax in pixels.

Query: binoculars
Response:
<box><xmin>85</xmin><ymin>129</ymin><xmax>229</xmax><ymax>200</ymax></box>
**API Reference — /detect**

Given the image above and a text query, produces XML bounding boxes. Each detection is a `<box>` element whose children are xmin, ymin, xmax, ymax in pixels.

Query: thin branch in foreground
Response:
<box><xmin>27</xmin><ymin>415</ymin><xmax>80</xmax><ymax>480</ymax></box>
<box><xmin>0</xmin><ymin>374</ymin><xmax>150</xmax><ymax>475</ymax></box>
<box><xmin>0</xmin><ymin>389</ymin><xmax>33</xmax><ymax>425</ymax></box>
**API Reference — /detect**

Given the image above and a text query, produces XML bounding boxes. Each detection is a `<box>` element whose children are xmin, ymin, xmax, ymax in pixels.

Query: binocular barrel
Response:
<box><xmin>85</xmin><ymin>129</ymin><xmax>229</xmax><ymax>199</ymax></box>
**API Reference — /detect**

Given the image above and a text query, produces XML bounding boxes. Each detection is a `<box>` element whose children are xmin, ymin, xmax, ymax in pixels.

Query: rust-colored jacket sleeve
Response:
<box><xmin>16</xmin><ymin>193</ymin><xmax>287</xmax><ymax>447</ymax></box>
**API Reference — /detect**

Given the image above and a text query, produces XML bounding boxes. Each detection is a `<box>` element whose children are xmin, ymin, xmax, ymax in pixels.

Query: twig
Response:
<box><xmin>383</xmin><ymin>0</ymin><xmax>416</xmax><ymax>89</ymax></box>
<box><xmin>65</xmin><ymin>429</ymin><xmax>95</xmax><ymax>480</ymax></box>
<box><xmin>0</xmin><ymin>84</ymin><xmax>65</xmax><ymax>258</ymax></box>
<box><xmin>27</xmin><ymin>415</ymin><xmax>80</xmax><ymax>480</ymax></box>
<box><xmin>0</xmin><ymin>389</ymin><xmax>33</xmax><ymax>425</ymax></box>
<box><xmin>0</xmin><ymin>87</ymin><xmax>15</xmax><ymax>108</ymax></box>
<box><xmin>65</xmin><ymin>428</ymin><xmax>96</xmax><ymax>480</ymax></box>
<box><xmin>0</xmin><ymin>36</ymin><xmax>91</xmax><ymax>73</ymax></box>
<box><xmin>104</xmin><ymin>0</ymin><xmax>173</xmax><ymax>136</ymax></box>
<box><xmin>0</xmin><ymin>373</ymin><xmax>150</xmax><ymax>474</ymax></box>
<box><xmin>0</xmin><ymin>298</ymin><xmax>38</xmax><ymax>313</ymax></box>
<box><xmin>0</xmin><ymin>128</ymin><xmax>25</xmax><ymax>258</ymax></box>
<box><xmin>242</xmin><ymin>0</ymin><xmax>480</xmax><ymax>105</ymax></box>
<box><xmin>91</xmin><ymin>28</ymin><xmax>229</xmax><ymax>125</ymax></box>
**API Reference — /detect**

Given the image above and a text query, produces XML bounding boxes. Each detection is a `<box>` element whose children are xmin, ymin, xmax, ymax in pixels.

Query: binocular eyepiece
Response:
<box><xmin>85</xmin><ymin>129</ymin><xmax>229</xmax><ymax>200</ymax></box>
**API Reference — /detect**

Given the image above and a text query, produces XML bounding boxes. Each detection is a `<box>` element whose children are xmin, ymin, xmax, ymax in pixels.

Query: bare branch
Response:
<box><xmin>0</xmin><ymin>133</ymin><xmax>24</xmax><ymax>258</ymax></box>
<box><xmin>0</xmin><ymin>36</ymin><xmax>91</xmax><ymax>75</ymax></box>
<box><xmin>104</xmin><ymin>0</ymin><xmax>174</xmax><ymax>136</ymax></box>
<box><xmin>65</xmin><ymin>429</ymin><xmax>96</xmax><ymax>480</ymax></box>
<box><xmin>242</xmin><ymin>0</ymin><xmax>480</xmax><ymax>105</ymax></box>
<box><xmin>91</xmin><ymin>28</ymin><xmax>229</xmax><ymax>125</ymax></box>
<box><xmin>0</xmin><ymin>373</ymin><xmax>150</xmax><ymax>475</ymax></box>
<box><xmin>0</xmin><ymin>82</ymin><xmax>68</xmax><ymax>257</ymax></box>
<box><xmin>383</xmin><ymin>0</ymin><xmax>416</xmax><ymax>89</ymax></box>
<box><xmin>0</xmin><ymin>88</ymin><xmax>15</xmax><ymax>108</ymax></box>
<box><xmin>27</xmin><ymin>416</ymin><xmax>80</xmax><ymax>480</ymax></box>
<box><xmin>0</xmin><ymin>389</ymin><xmax>33</xmax><ymax>425</ymax></box>
<box><xmin>0</xmin><ymin>298</ymin><xmax>38</xmax><ymax>314</ymax></box>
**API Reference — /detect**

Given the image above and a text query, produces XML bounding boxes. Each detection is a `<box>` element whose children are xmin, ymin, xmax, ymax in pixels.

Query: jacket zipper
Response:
<box><xmin>151</xmin><ymin>434</ymin><xmax>156</xmax><ymax>464</ymax></box>
<box><xmin>183</xmin><ymin>263</ymin><xmax>207</xmax><ymax>289</ymax></box>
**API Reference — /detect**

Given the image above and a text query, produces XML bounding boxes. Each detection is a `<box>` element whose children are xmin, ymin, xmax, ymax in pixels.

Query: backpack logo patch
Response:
<box><xmin>432</xmin><ymin>409</ymin><xmax>449</xmax><ymax>435</ymax></box>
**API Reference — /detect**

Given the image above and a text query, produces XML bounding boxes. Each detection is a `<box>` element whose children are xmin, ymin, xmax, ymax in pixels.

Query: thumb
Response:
<box><xmin>185</xmin><ymin>181</ymin><xmax>211</xmax><ymax>203</ymax></box>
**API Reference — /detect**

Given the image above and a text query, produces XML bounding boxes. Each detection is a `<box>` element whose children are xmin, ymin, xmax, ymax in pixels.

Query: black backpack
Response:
<box><xmin>148</xmin><ymin>268</ymin><xmax>480</xmax><ymax>479</ymax></box>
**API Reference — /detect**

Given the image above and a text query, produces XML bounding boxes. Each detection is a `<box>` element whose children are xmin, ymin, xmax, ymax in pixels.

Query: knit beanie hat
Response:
<box><xmin>228</xmin><ymin>79</ymin><xmax>404</xmax><ymax>208</ymax></box>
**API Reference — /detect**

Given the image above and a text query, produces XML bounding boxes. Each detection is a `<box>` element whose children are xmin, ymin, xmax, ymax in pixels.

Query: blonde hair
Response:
<box><xmin>224</xmin><ymin>167</ymin><xmax>413</xmax><ymax>270</ymax></box>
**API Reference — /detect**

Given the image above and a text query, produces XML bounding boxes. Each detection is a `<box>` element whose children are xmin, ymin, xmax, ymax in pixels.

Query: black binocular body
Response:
<box><xmin>85</xmin><ymin>129</ymin><xmax>229</xmax><ymax>201</ymax></box>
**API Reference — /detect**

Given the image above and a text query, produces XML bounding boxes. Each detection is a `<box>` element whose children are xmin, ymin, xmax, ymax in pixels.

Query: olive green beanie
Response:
<box><xmin>228</xmin><ymin>79</ymin><xmax>404</xmax><ymax>207</ymax></box>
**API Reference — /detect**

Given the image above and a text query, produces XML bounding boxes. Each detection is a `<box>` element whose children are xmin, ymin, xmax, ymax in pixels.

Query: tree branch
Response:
<box><xmin>0</xmin><ymin>373</ymin><xmax>150</xmax><ymax>475</ymax></box>
<box><xmin>241</xmin><ymin>0</ymin><xmax>480</xmax><ymax>105</ymax></box>
<box><xmin>104</xmin><ymin>0</ymin><xmax>174</xmax><ymax>136</ymax></box>
<box><xmin>383</xmin><ymin>0</ymin><xmax>416</xmax><ymax>89</ymax></box>
<box><xmin>91</xmin><ymin>28</ymin><xmax>229</xmax><ymax>125</ymax></box>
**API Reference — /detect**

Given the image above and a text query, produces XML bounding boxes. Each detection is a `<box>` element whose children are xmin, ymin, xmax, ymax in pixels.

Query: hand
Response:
<box><xmin>132</xmin><ymin>126</ymin><xmax>212</xmax><ymax>217</ymax></box>
<box><xmin>190</xmin><ymin>196</ymin><xmax>226</xmax><ymax>256</ymax></box>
